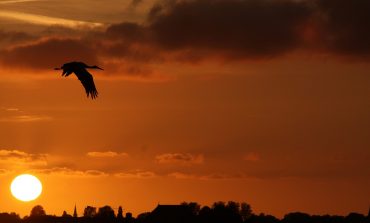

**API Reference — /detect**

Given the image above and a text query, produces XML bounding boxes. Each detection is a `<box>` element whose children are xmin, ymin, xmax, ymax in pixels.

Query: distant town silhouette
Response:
<box><xmin>1</xmin><ymin>202</ymin><xmax>369</xmax><ymax>223</ymax></box>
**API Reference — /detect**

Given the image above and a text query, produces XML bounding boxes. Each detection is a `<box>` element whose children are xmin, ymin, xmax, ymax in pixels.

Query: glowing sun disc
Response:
<box><xmin>10</xmin><ymin>174</ymin><xmax>42</xmax><ymax>202</ymax></box>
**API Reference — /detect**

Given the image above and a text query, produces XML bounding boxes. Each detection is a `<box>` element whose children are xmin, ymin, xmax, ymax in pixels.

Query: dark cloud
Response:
<box><xmin>1</xmin><ymin>0</ymin><xmax>370</xmax><ymax>73</ymax></box>
<box><xmin>130</xmin><ymin>0</ymin><xmax>144</xmax><ymax>8</ymax></box>
<box><xmin>315</xmin><ymin>0</ymin><xmax>370</xmax><ymax>56</ymax></box>
<box><xmin>0</xmin><ymin>30</ymin><xmax>35</xmax><ymax>48</ymax></box>
<box><xmin>103</xmin><ymin>0</ymin><xmax>370</xmax><ymax>61</ymax></box>
<box><xmin>105</xmin><ymin>0</ymin><xmax>313</xmax><ymax>61</ymax></box>
<box><xmin>106</xmin><ymin>22</ymin><xmax>145</xmax><ymax>42</ymax></box>
<box><xmin>147</xmin><ymin>0</ymin><xmax>312</xmax><ymax>57</ymax></box>
<box><xmin>0</xmin><ymin>38</ymin><xmax>98</xmax><ymax>70</ymax></box>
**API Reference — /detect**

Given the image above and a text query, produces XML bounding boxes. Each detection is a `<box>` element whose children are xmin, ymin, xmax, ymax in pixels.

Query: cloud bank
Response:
<box><xmin>33</xmin><ymin>167</ymin><xmax>108</xmax><ymax>178</ymax></box>
<box><xmin>1</xmin><ymin>0</ymin><xmax>370</xmax><ymax>75</ymax></box>
<box><xmin>0</xmin><ymin>149</ymin><xmax>47</xmax><ymax>166</ymax></box>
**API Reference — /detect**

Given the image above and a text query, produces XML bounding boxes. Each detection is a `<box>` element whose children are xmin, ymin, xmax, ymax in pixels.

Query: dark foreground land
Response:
<box><xmin>1</xmin><ymin>202</ymin><xmax>369</xmax><ymax>223</ymax></box>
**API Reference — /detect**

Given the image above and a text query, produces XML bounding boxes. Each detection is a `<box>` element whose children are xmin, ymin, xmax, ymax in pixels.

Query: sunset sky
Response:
<box><xmin>0</xmin><ymin>0</ymin><xmax>369</xmax><ymax>218</ymax></box>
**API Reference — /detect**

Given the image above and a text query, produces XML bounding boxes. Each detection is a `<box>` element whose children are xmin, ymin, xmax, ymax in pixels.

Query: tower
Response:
<box><xmin>73</xmin><ymin>204</ymin><xmax>78</xmax><ymax>218</ymax></box>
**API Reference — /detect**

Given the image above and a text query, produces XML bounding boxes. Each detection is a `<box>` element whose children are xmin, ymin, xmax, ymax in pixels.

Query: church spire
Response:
<box><xmin>73</xmin><ymin>204</ymin><xmax>78</xmax><ymax>218</ymax></box>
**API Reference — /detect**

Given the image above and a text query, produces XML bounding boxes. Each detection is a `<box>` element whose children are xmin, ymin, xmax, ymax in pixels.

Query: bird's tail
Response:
<box><xmin>86</xmin><ymin>90</ymin><xmax>98</xmax><ymax>99</ymax></box>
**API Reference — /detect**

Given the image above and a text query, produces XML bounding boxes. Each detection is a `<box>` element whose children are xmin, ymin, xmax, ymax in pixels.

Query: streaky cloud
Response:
<box><xmin>114</xmin><ymin>170</ymin><xmax>156</xmax><ymax>179</ymax></box>
<box><xmin>87</xmin><ymin>151</ymin><xmax>128</xmax><ymax>158</ymax></box>
<box><xmin>33</xmin><ymin>167</ymin><xmax>108</xmax><ymax>178</ymax></box>
<box><xmin>0</xmin><ymin>0</ymin><xmax>40</xmax><ymax>4</ymax></box>
<box><xmin>0</xmin><ymin>10</ymin><xmax>104</xmax><ymax>29</ymax></box>
<box><xmin>0</xmin><ymin>115</ymin><xmax>52</xmax><ymax>122</ymax></box>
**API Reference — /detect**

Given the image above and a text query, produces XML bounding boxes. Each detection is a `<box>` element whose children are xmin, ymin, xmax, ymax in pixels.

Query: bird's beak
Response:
<box><xmin>54</xmin><ymin>68</ymin><xmax>61</xmax><ymax>70</ymax></box>
<box><xmin>97</xmin><ymin>66</ymin><xmax>103</xmax><ymax>70</ymax></box>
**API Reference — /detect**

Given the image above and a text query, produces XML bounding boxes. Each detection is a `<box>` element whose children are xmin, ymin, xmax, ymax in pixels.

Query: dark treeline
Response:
<box><xmin>1</xmin><ymin>202</ymin><xmax>369</xmax><ymax>223</ymax></box>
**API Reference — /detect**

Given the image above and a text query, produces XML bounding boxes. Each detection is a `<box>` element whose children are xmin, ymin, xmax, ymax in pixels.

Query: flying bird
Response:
<box><xmin>54</xmin><ymin>61</ymin><xmax>102</xmax><ymax>99</ymax></box>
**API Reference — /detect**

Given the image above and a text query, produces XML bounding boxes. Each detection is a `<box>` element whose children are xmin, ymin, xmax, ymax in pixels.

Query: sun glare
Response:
<box><xmin>10</xmin><ymin>174</ymin><xmax>42</xmax><ymax>202</ymax></box>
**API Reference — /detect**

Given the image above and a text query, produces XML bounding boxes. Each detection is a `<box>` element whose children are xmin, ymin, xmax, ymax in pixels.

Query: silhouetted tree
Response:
<box><xmin>249</xmin><ymin>213</ymin><xmax>279</xmax><ymax>223</ymax></box>
<box><xmin>136</xmin><ymin>212</ymin><xmax>150</xmax><ymax>223</ymax></box>
<box><xmin>126</xmin><ymin>212</ymin><xmax>134</xmax><ymax>223</ymax></box>
<box><xmin>83</xmin><ymin>206</ymin><xmax>96</xmax><ymax>218</ymax></box>
<box><xmin>212</xmin><ymin>201</ymin><xmax>226</xmax><ymax>209</ymax></box>
<box><xmin>199</xmin><ymin>206</ymin><xmax>212</xmax><ymax>223</ymax></box>
<box><xmin>0</xmin><ymin>212</ymin><xmax>21</xmax><ymax>223</ymax></box>
<box><xmin>117</xmin><ymin>206</ymin><xmax>124</xmax><ymax>221</ymax></box>
<box><xmin>62</xmin><ymin>211</ymin><xmax>72</xmax><ymax>218</ymax></box>
<box><xmin>212</xmin><ymin>201</ymin><xmax>242</xmax><ymax>223</ymax></box>
<box><xmin>1</xmin><ymin>200</ymin><xmax>368</xmax><ymax>223</ymax></box>
<box><xmin>345</xmin><ymin>213</ymin><xmax>366</xmax><ymax>223</ymax></box>
<box><xmin>181</xmin><ymin>202</ymin><xmax>201</xmax><ymax>215</ymax></box>
<box><xmin>227</xmin><ymin>201</ymin><xmax>240</xmax><ymax>214</ymax></box>
<box><xmin>240</xmin><ymin>202</ymin><xmax>253</xmax><ymax>221</ymax></box>
<box><xmin>283</xmin><ymin>212</ymin><xmax>311</xmax><ymax>223</ymax></box>
<box><xmin>30</xmin><ymin>205</ymin><xmax>46</xmax><ymax>217</ymax></box>
<box><xmin>97</xmin><ymin>205</ymin><xmax>115</xmax><ymax>219</ymax></box>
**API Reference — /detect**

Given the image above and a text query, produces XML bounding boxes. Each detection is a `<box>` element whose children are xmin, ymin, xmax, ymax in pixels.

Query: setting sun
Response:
<box><xmin>10</xmin><ymin>174</ymin><xmax>42</xmax><ymax>202</ymax></box>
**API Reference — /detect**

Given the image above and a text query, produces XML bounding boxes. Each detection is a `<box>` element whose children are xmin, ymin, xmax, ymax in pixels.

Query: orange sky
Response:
<box><xmin>0</xmin><ymin>0</ymin><xmax>369</xmax><ymax>218</ymax></box>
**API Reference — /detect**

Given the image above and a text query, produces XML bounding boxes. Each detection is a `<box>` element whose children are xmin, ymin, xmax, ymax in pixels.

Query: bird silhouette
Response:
<box><xmin>54</xmin><ymin>61</ymin><xmax>102</xmax><ymax>99</ymax></box>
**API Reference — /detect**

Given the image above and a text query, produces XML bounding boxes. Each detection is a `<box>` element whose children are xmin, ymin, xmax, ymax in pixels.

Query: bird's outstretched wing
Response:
<box><xmin>73</xmin><ymin>68</ymin><xmax>98</xmax><ymax>99</ymax></box>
